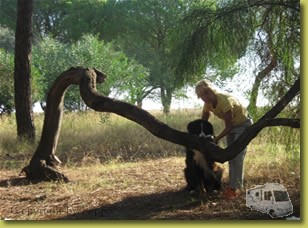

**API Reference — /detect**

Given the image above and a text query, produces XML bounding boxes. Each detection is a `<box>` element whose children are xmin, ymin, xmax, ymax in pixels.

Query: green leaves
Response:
<box><xmin>0</xmin><ymin>49</ymin><xmax>14</xmax><ymax>114</ymax></box>
<box><xmin>31</xmin><ymin>35</ymin><xmax>149</xmax><ymax>111</ymax></box>
<box><xmin>176</xmin><ymin>0</ymin><xmax>300</xmax><ymax>119</ymax></box>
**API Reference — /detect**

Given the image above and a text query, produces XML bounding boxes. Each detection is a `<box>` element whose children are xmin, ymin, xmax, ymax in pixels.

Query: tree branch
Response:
<box><xmin>204</xmin><ymin>117</ymin><xmax>300</xmax><ymax>163</ymax></box>
<box><xmin>79</xmin><ymin>68</ymin><xmax>300</xmax><ymax>164</ymax></box>
<box><xmin>79</xmin><ymin>68</ymin><xmax>199</xmax><ymax>149</ymax></box>
<box><xmin>259</xmin><ymin>78</ymin><xmax>300</xmax><ymax>120</ymax></box>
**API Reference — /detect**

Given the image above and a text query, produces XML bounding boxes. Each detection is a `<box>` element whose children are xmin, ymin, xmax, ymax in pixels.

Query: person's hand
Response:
<box><xmin>213</xmin><ymin>136</ymin><xmax>220</xmax><ymax>144</ymax></box>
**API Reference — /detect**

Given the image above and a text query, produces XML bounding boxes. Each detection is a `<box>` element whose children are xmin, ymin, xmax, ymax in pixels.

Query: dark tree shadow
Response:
<box><xmin>56</xmin><ymin>188</ymin><xmax>295</xmax><ymax>220</ymax></box>
<box><xmin>0</xmin><ymin>177</ymin><xmax>42</xmax><ymax>187</ymax></box>
<box><xmin>58</xmin><ymin>189</ymin><xmax>207</xmax><ymax>220</ymax></box>
<box><xmin>1</xmin><ymin>176</ymin><xmax>300</xmax><ymax>220</ymax></box>
<box><xmin>0</xmin><ymin>176</ymin><xmax>66</xmax><ymax>187</ymax></box>
<box><xmin>56</xmin><ymin>177</ymin><xmax>301</xmax><ymax>220</ymax></box>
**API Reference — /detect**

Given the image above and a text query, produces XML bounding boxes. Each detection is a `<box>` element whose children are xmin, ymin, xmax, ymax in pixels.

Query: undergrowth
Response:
<box><xmin>0</xmin><ymin>109</ymin><xmax>300</xmax><ymax>170</ymax></box>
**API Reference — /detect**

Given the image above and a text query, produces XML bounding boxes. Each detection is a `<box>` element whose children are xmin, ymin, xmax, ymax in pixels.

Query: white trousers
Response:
<box><xmin>226</xmin><ymin>119</ymin><xmax>252</xmax><ymax>189</ymax></box>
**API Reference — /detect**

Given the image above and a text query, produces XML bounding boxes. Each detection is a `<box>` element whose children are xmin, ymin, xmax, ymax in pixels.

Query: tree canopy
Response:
<box><xmin>176</xmin><ymin>0</ymin><xmax>300</xmax><ymax>118</ymax></box>
<box><xmin>0</xmin><ymin>0</ymin><xmax>300</xmax><ymax>116</ymax></box>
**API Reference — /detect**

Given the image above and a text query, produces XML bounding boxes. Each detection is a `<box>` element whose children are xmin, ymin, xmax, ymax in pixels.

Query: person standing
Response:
<box><xmin>195</xmin><ymin>79</ymin><xmax>252</xmax><ymax>199</ymax></box>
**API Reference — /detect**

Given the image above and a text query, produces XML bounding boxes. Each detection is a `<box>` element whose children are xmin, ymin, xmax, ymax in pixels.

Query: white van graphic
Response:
<box><xmin>246</xmin><ymin>183</ymin><xmax>293</xmax><ymax>218</ymax></box>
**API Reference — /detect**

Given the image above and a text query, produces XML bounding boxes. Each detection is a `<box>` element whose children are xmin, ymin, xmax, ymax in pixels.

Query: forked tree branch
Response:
<box><xmin>80</xmin><ymin>68</ymin><xmax>300</xmax><ymax>163</ymax></box>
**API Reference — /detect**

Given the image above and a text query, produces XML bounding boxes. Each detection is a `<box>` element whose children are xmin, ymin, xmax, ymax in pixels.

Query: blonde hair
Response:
<box><xmin>195</xmin><ymin>79</ymin><xmax>216</xmax><ymax>97</ymax></box>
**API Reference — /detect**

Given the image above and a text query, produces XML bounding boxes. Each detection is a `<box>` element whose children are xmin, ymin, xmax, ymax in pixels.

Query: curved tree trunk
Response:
<box><xmin>22</xmin><ymin>67</ymin><xmax>299</xmax><ymax>181</ymax></box>
<box><xmin>21</xmin><ymin>67</ymin><xmax>106</xmax><ymax>181</ymax></box>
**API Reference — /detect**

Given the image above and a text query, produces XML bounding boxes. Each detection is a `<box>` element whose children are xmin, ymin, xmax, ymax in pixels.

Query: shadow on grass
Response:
<box><xmin>0</xmin><ymin>175</ymin><xmax>67</xmax><ymax>187</ymax></box>
<box><xmin>56</xmin><ymin>189</ymin><xmax>284</xmax><ymax>220</ymax></box>
<box><xmin>58</xmin><ymin>189</ymin><xmax>206</xmax><ymax>220</ymax></box>
<box><xmin>0</xmin><ymin>176</ymin><xmax>45</xmax><ymax>187</ymax></box>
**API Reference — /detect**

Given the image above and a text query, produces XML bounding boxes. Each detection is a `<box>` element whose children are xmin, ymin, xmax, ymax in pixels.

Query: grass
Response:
<box><xmin>0</xmin><ymin>109</ymin><xmax>202</xmax><ymax>168</ymax></box>
<box><xmin>0</xmin><ymin>109</ymin><xmax>301</xmax><ymax>220</ymax></box>
<box><xmin>0</xmin><ymin>109</ymin><xmax>300</xmax><ymax>168</ymax></box>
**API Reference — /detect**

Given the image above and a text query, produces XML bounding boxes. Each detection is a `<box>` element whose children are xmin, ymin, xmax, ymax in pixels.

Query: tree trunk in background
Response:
<box><xmin>247</xmin><ymin>56</ymin><xmax>277</xmax><ymax>119</ymax></box>
<box><xmin>14</xmin><ymin>0</ymin><xmax>35</xmax><ymax>141</ymax></box>
<box><xmin>161</xmin><ymin>88</ymin><xmax>172</xmax><ymax>114</ymax></box>
<box><xmin>247</xmin><ymin>31</ymin><xmax>277</xmax><ymax>120</ymax></box>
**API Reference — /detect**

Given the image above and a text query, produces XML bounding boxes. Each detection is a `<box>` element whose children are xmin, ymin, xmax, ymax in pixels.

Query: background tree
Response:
<box><xmin>0</xmin><ymin>0</ymin><xmax>17</xmax><ymax>30</ymax></box>
<box><xmin>32</xmin><ymin>35</ymin><xmax>149</xmax><ymax>111</ymax></box>
<box><xmin>0</xmin><ymin>26</ymin><xmax>15</xmax><ymax>52</ymax></box>
<box><xmin>13</xmin><ymin>0</ymin><xmax>35</xmax><ymax>141</ymax></box>
<box><xmin>0</xmin><ymin>49</ymin><xmax>14</xmax><ymax>115</ymax></box>
<box><xmin>0</xmin><ymin>0</ymin><xmax>206</xmax><ymax>112</ymax></box>
<box><xmin>0</xmin><ymin>26</ymin><xmax>15</xmax><ymax>115</ymax></box>
<box><xmin>0</xmin><ymin>0</ymin><xmax>300</xmax><ymax>116</ymax></box>
<box><xmin>176</xmin><ymin>0</ymin><xmax>300</xmax><ymax>119</ymax></box>
<box><xmin>0</xmin><ymin>3</ymin><xmax>150</xmax><ymax>113</ymax></box>
<box><xmin>103</xmin><ymin>0</ymin><xmax>190</xmax><ymax>113</ymax></box>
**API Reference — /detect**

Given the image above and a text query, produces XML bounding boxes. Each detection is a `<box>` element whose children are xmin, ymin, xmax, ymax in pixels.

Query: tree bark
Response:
<box><xmin>160</xmin><ymin>87</ymin><xmax>173</xmax><ymax>114</ymax></box>
<box><xmin>22</xmin><ymin>67</ymin><xmax>299</xmax><ymax>181</ymax></box>
<box><xmin>14</xmin><ymin>0</ymin><xmax>35</xmax><ymax>141</ymax></box>
<box><xmin>247</xmin><ymin>56</ymin><xmax>277</xmax><ymax>116</ymax></box>
<box><xmin>22</xmin><ymin>67</ymin><xmax>106</xmax><ymax>181</ymax></box>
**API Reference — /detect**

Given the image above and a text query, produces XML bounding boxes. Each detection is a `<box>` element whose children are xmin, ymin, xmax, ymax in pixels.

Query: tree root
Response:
<box><xmin>20</xmin><ymin>160</ymin><xmax>69</xmax><ymax>183</ymax></box>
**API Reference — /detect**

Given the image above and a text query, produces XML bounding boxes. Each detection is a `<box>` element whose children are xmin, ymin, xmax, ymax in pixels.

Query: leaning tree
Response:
<box><xmin>20</xmin><ymin>66</ymin><xmax>299</xmax><ymax>181</ymax></box>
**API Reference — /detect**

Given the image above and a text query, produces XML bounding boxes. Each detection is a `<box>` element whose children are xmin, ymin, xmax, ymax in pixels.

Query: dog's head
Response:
<box><xmin>187</xmin><ymin>119</ymin><xmax>214</xmax><ymax>139</ymax></box>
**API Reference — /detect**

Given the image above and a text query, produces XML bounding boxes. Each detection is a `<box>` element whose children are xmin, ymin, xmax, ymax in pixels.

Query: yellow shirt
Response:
<box><xmin>202</xmin><ymin>92</ymin><xmax>248</xmax><ymax>126</ymax></box>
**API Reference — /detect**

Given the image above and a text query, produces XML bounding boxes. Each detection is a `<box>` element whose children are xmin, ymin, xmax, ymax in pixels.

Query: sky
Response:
<box><xmin>33</xmin><ymin>75</ymin><xmax>260</xmax><ymax>112</ymax></box>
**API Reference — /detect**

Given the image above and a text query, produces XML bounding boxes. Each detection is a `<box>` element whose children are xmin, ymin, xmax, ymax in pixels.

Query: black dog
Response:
<box><xmin>184</xmin><ymin>119</ymin><xmax>223</xmax><ymax>194</ymax></box>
